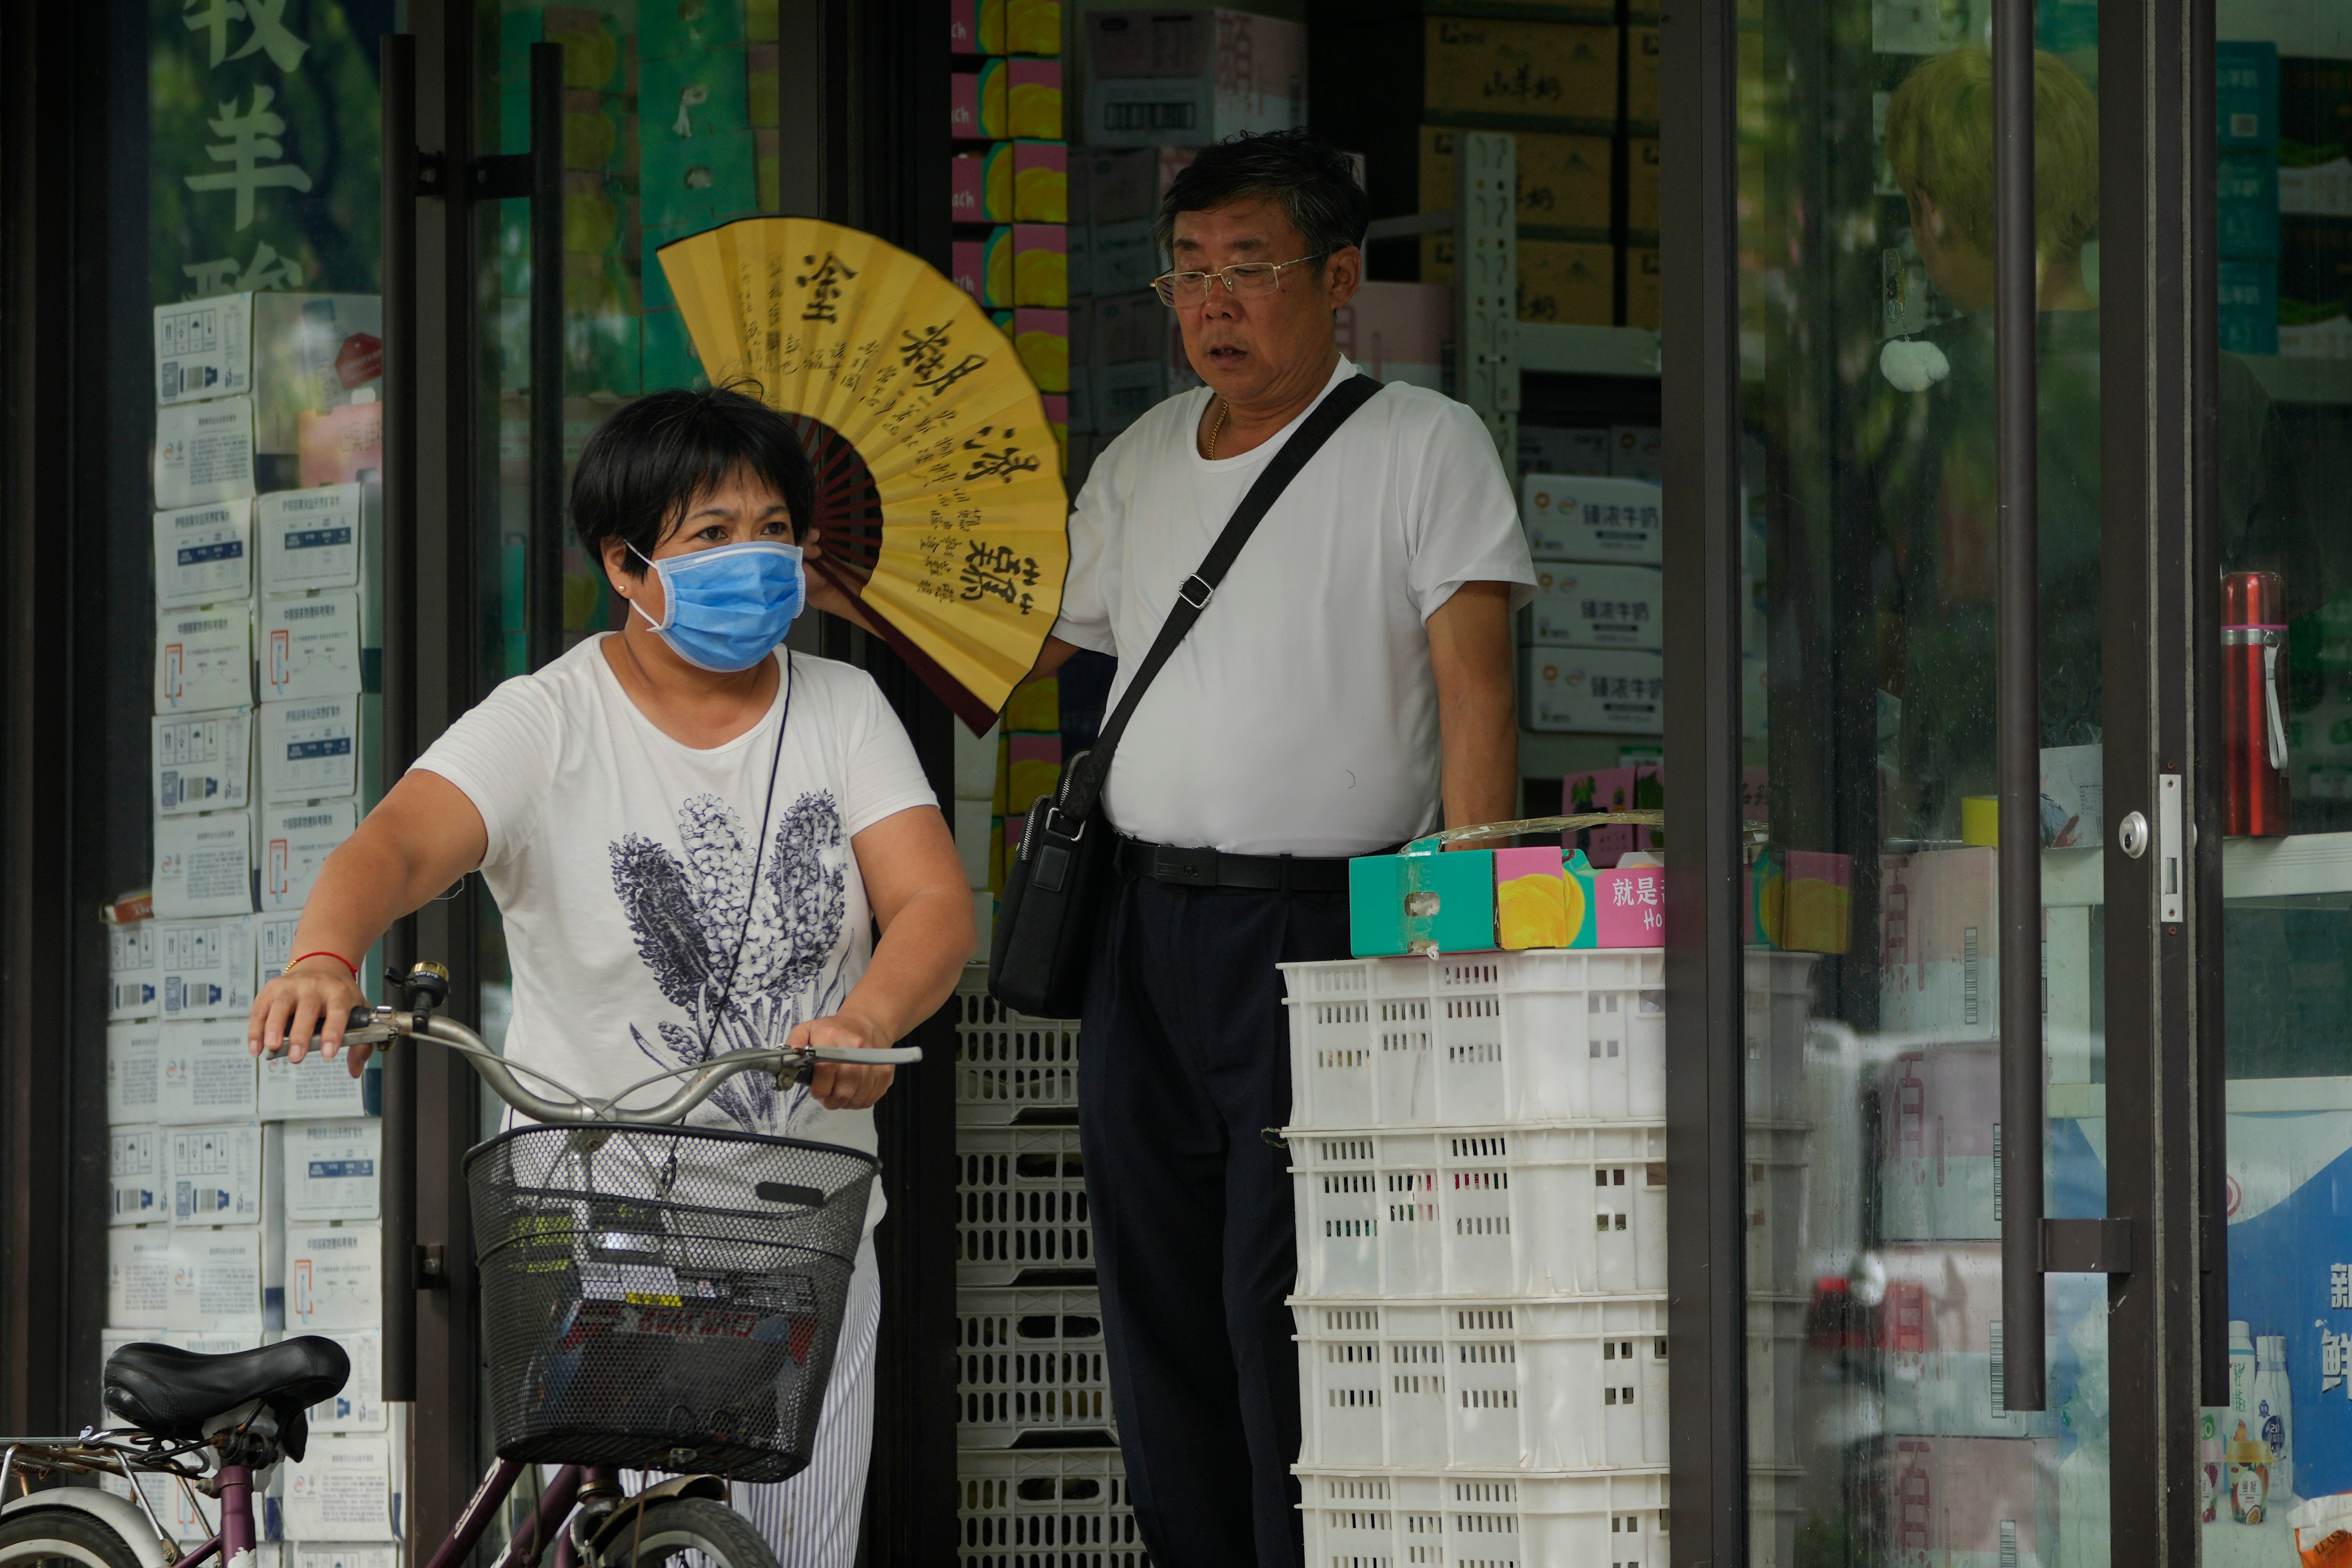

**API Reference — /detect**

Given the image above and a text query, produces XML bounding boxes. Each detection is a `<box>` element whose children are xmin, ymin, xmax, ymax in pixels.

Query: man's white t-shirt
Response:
<box><xmin>412</xmin><ymin>637</ymin><xmax>938</xmax><ymax>1225</ymax></box>
<box><xmin>1052</xmin><ymin>356</ymin><xmax>1535</xmax><ymax>857</ymax></box>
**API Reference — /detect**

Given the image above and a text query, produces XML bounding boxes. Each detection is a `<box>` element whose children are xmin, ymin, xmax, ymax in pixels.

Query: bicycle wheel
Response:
<box><xmin>0</xmin><ymin>1509</ymin><xmax>152</xmax><ymax>1568</ymax></box>
<box><xmin>597</xmin><ymin>1499</ymin><xmax>779</xmax><ymax>1568</ymax></box>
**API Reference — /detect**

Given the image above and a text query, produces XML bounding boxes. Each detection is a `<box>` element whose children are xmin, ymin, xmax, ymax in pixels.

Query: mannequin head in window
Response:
<box><xmin>1885</xmin><ymin>46</ymin><xmax>2100</xmax><ymax>314</ymax></box>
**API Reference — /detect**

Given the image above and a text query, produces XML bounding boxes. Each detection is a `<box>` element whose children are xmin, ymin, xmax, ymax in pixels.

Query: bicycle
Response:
<box><xmin>0</xmin><ymin>962</ymin><xmax>922</xmax><ymax>1568</ymax></box>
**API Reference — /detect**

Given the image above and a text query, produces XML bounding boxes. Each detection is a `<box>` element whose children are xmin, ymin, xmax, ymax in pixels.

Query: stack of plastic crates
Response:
<box><xmin>1281</xmin><ymin>948</ymin><xmax>1816</xmax><ymax>1566</ymax></box>
<box><xmin>953</xmin><ymin>965</ymin><xmax>1149</xmax><ymax>1568</ymax></box>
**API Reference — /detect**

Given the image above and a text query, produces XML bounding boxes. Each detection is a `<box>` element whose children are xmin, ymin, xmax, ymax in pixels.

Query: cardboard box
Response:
<box><xmin>108</xmin><ymin>1021</ymin><xmax>162</xmax><ymax>1124</ymax></box>
<box><xmin>1626</xmin><ymin>244</ymin><xmax>1661</xmax><ymax>330</ymax></box>
<box><xmin>952</xmin><ymin>238</ymin><xmax>985</xmax><ymax>304</ymax></box>
<box><xmin>259</xmin><ymin>1047</ymin><xmax>373</xmax><ymax>1122</ymax></box>
<box><xmin>107</xmin><ymin>1225</ymin><xmax>179</xmax><ymax>1328</ymax></box>
<box><xmin>110</xmin><ymin>922</ymin><xmax>161</xmax><ymax>1022</ymax></box>
<box><xmin>951</xmin><ymin>0</ymin><xmax>976</xmax><ymax>52</ymax></box>
<box><xmin>978</xmin><ymin>57</ymin><xmax>1011</xmax><ymax>139</ymax></box>
<box><xmin>1015</xmin><ymin>140</ymin><xmax>1068</xmax><ymax>223</ymax></box>
<box><xmin>1528</xmin><ymin>561</ymin><xmax>1664</xmax><ymax>649</ymax></box>
<box><xmin>1348</xmin><ymin>848</ymin><xmax>1498</xmax><ymax>956</ymax></box>
<box><xmin>1522</xmin><ymin>473</ymin><xmax>1664</xmax><ymax>563</ymax></box>
<box><xmin>108</xmin><ymin>1223</ymin><xmax>263</xmax><ymax>1329</ymax></box>
<box><xmin>285</xmin><ymin>1221</ymin><xmax>385</xmax><ymax>1332</ymax></box>
<box><xmin>169</xmin><ymin>1122</ymin><xmax>269</xmax><ymax>1226</ymax></box>
<box><xmin>154</xmin><ymin>708</ymin><xmax>251</xmax><ymax>817</ymax></box>
<box><xmin>1424</xmin><ymin>17</ymin><xmax>1617</xmax><ymax>129</ymax></box>
<box><xmin>1009</xmin><ymin>58</ymin><xmax>1062</xmax><ymax>140</ymax></box>
<box><xmin>1517</xmin><ymin>239</ymin><xmax>1613</xmax><ymax>325</ymax></box>
<box><xmin>984</xmin><ymin>225</ymin><xmax>1016</xmax><ymax>308</ymax></box>
<box><xmin>1082</xmin><ymin>146</ymin><xmax>1196</xmax><ymax>226</ymax></box>
<box><xmin>983</xmin><ymin>141</ymin><xmax>1016</xmax><ymax>223</ymax></box>
<box><xmin>156</xmin><ymin>294</ymin><xmax>255</xmax><ymax>405</ymax></box>
<box><xmin>259</xmin><ymin>695</ymin><xmax>361</xmax><ymax>804</ymax></box>
<box><xmin>1522</xmin><ymin>647</ymin><xmax>1665</xmax><ymax>734</ymax></box>
<box><xmin>952</xmin><ymin>150</ymin><xmax>985</xmax><ymax>223</ymax></box>
<box><xmin>280</xmin><ymin>1436</ymin><xmax>397</xmax><ymax>1541</ymax></box>
<box><xmin>257</xmin><ymin>485</ymin><xmax>363</xmax><ymax>595</ymax></box>
<box><xmin>1007</xmin><ymin>0</ymin><xmax>1060</xmax><ymax>55</ymax></box>
<box><xmin>250</xmin><ymin>295</ymin><xmax>385</xmax><ymax>456</ymax></box>
<box><xmin>158</xmin><ymin>1019</ymin><xmax>260</xmax><ymax>1125</ymax></box>
<box><xmin>2220</xmin><ymin>40</ymin><xmax>2279</xmax><ymax>148</ymax></box>
<box><xmin>261</xmin><ymin>592</ymin><xmax>364</xmax><ymax>702</ymax></box>
<box><xmin>1610</xmin><ymin>424</ymin><xmax>1664</xmax><ymax>481</ymax></box>
<box><xmin>154</xmin><ymin>603</ymin><xmax>254</xmax><ymax>714</ymax></box>
<box><xmin>1877</xmin><ymin>848</ymin><xmax>1998</xmax><ymax>1034</ymax></box>
<box><xmin>1628</xmin><ymin>24</ymin><xmax>1661</xmax><ymax>124</ymax></box>
<box><xmin>1594</xmin><ymin>864</ymin><xmax>1666</xmax><ymax>947</ymax></box>
<box><xmin>1089</xmin><ymin>218</ymin><xmax>1163</xmax><ymax>296</ymax></box>
<box><xmin>1013</xmin><ymin>224</ymin><xmax>1068</xmax><ymax>308</ymax></box>
<box><xmin>1494</xmin><ymin>844</ymin><xmax>1598</xmax><ymax>949</ymax></box>
<box><xmin>260</xmin><ymin>799</ymin><xmax>357</xmax><ymax>914</ymax></box>
<box><xmin>283</xmin><ymin>1118</ymin><xmax>381</xmax><ymax>1223</ymax></box>
<box><xmin>1333</xmin><ymin>282</ymin><xmax>1448</xmax><ymax>392</ymax></box>
<box><xmin>251</xmin><ymin>910</ymin><xmax>299</xmax><ymax>986</ymax></box>
<box><xmin>1748</xmin><ymin>847</ymin><xmax>1853</xmax><ymax>954</ymax></box>
<box><xmin>1629</xmin><ymin>138</ymin><xmax>1661</xmax><ymax>232</ymax></box>
<box><xmin>154</xmin><ymin>499</ymin><xmax>253</xmax><ymax>610</ymax></box>
<box><xmin>153</xmin><ymin>810</ymin><xmax>256</xmax><ymax>920</ymax></box>
<box><xmin>1563</xmin><ymin>761</ymin><xmax>1664</xmax><ymax>866</ymax></box>
<box><xmin>155</xmin><ymin>396</ymin><xmax>257</xmax><ymax>510</ymax></box>
<box><xmin>2222</xmin><ymin>260</ymin><xmax>2282</xmax><ymax>356</ymax></box>
<box><xmin>2220</xmin><ymin>151</ymin><xmax>2282</xmax><ymax>259</ymax></box>
<box><xmin>951</xmin><ymin>71</ymin><xmax>981</xmax><ymax>138</ymax></box>
<box><xmin>1013</xmin><ymin>307</ymin><xmax>1070</xmax><ymax>391</ymax></box>
<box><xmin>1419</xmin><ymin>125</ymin><xmax>1613</xmax><ymax>232</ymax></box>
<box><xmin>157</xmin><ymin>915</ymin><xmax>256</xmax><ymax>1021</ymax></box>
<box><xmin>111</xmin><ymin>1126</ymin><xmax>169</xmax><ymax>1225</ymax></box>
<box><xmin>299</xmin><ymin>1329</ymin><xmax>387</xmax><ymax>1434</ymax></box>
<box><xmin>1082</xmin><ymin>9</ymin><xmax>1307</xmax><ymax>147</ymax></box>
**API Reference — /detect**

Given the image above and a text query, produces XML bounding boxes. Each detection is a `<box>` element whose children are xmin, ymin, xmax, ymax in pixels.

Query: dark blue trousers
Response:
<box><xmin>1078</xmin><ymin>871</ymin><xmax>1350</xmax><ymax>1568</ymax></box>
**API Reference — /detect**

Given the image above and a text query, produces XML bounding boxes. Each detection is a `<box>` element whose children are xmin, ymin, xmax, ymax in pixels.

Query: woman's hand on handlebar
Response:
<box><xmin>249</xmin><ymin>957</ymin><xmax>372</xmax><ymax>1076</ymax></box>
<box><xmin>788</xmin><ymin>1009</ymin><xmax>897</xmax><ymax>1111</ymax></box>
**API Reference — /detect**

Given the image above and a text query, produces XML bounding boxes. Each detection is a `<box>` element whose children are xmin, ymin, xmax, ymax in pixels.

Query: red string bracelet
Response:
<box><xmin>285</xmin><ymin>951</ymin><xmax>360</xmax><ymax>978</ymax></box>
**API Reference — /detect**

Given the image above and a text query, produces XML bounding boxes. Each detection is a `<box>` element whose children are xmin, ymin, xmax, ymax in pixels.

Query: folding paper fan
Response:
<box><xmin>656</xmin><ymin>217</ymin><xmax>1069</xmax><ymax>731</ymax></box>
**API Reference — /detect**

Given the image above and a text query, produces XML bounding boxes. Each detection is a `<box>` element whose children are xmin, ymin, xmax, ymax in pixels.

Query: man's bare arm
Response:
<box><xmin>1427</xmin><ymin>582</ymin><xmax>1519</xmax><ymax>830</ymax></box>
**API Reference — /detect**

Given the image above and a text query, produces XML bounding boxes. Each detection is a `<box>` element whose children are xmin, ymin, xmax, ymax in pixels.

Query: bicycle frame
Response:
<box><xmin>430</xmin><ymin>1460</ymin><xmax>624</xmax><ymax>1568</ymax></box>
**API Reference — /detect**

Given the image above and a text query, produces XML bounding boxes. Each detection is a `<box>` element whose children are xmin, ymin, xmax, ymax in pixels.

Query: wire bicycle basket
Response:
<box><xmin>465</xmin><ymin>1124</ymin><xmax>874</xmax><ymax>1483</ymax></box>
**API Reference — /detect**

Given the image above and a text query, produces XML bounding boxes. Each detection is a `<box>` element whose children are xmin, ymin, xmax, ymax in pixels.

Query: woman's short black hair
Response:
<box><xmin>571</xmin><ymin>384</ymin><xmax>816</xmax><ymax>576</ymax></box>
<box><xmin>1153</xmin><ymin>129</ymin><xmax>1368</xmax><ymax>264</ymax></box>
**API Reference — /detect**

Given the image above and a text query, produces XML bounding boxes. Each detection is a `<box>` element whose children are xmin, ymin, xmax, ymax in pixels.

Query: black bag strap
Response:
<box><xmin>1059</xmin><ymin>372</ymin><xmax>1385</xmax><ymax>821</ymax></box>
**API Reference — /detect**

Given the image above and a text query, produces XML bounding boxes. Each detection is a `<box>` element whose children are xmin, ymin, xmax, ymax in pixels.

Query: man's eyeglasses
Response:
<box><xmin>1151</xmin><ymin>254</ymin><xmax>1327</xmax><ymax>308</ymax></box>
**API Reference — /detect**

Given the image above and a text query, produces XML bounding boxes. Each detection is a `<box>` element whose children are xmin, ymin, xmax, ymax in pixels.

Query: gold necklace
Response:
<box><xmin>1204</xmin><ymin>397</ymin><xmax>1229</xmax><ymax>459</ymax></box>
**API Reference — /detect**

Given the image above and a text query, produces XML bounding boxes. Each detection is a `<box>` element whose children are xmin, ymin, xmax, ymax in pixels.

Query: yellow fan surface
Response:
<box><xmin>657</xmin><ymin>217</ymin><xmax>1068</xmax><ymax>731</ymax></box>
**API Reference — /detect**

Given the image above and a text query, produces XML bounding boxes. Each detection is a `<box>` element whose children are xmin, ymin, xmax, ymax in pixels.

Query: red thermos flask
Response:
<box><xmin>2223</xmin><ymin>571</ymin><xmax>2290</xmax><ymax>837</ymax></box>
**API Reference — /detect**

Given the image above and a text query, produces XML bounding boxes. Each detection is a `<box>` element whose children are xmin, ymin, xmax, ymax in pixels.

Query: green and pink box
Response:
<box><xmin>1348</xmin><ymin>840</ymin><xmax>1665</xmax><ymax>958</ymax></box>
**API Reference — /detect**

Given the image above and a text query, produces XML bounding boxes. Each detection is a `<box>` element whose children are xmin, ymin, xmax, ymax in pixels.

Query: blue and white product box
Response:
<box><xmin>257</xmin><ymin>485</ymin><xmax>362</xmax><ymax>595</ymax></box>
<box><xmin>153</xmin><ymin>499</ymin><xmax>253</xmax><ymax>610</ymax></box>
<box><xmin>252</xmin><ymin>911</ymin><xmax>299</xmax><ymax>985</ymax></box>
<box><xmin>154</xmin><ymin>396</ymin><xmax>257</xmax><ymax>511</ymax></box>
<box><xmin>154</xmin><ymin>708</ymin><xmax>251</xmax><ymax>817</ymax></box>
<box><xmin>1528</xmin><ymin>562</ymin><xmax>1665</xmax><ymax>650</ymax></box>
<box><xmin>158</xmin><ymin>1019</ymin><xmax>260</xmax><ymax>1125</ymax></box>
<box><xmin>153</xmin><ymin>603</ymin><xmax>254</xmax><ymax>715</ymax></box>
<box><xmin>169</xmin><ymin>1122</ymin><xmax>268</xmax><ymax>1225</ymax></box>
<box><xmin>155</xmin><ymin>292</ymin><xmax>254</xmax><ymax>406</ymax></box>
<box><xmin>109</xmin><ymin>920</ymin><xmax>160</xmax><ymax>1021</ymax></box>
<box><xmin>283</xmin><ymin>1221</ymin><xmax>385</xmax><ymax>1333</ymax></box>
<box><xmin>258</xmin><ymin>1039</ymin><xmax>372</xmax><ymax>1121</ymax></box>
<box><xmin>152</xmin><ymin>809</ymin><xmax>256</xmax><ymax>920</ymax></box>
<box><xmin>260</xmin><ymin>592</ymin><xmax>363</xmax><ymax>703</ymax></box>
<box><xmin>109</xmin><ymin>1126</ymin><xmax>167</xmax><ymax>1226</ymax></box>
<box><xmin>296</xmin><ymin>1330</ymin><xmax>386</xmax><ymax>1433</ymax></box>
<box><xmin>259</xmin><ymin>799</ymin><xmax>357</xmax><ymax>915</ymax></box>
<box><xmin>284</xmin><ymin>1118</ymin><xmax>381</xmax><ymax>1223</ymax></box>
<box><xmin>279</xmin><ymin>1435</ymin><xmax>396</xmax><ymax>1541</ymax></box>
<box><xmin>259</xmin><ymin>695</ymin><xmax>359</xmax><ymax>804</ymax></box>
<box><xmin>1519</xmin><ymin>473</ymin><xmax>1664</xmax><ymax>564</ymax></box>
<box><xmin>107</xmin><ymin>1021</ymin><xmax>162</xmax><ymax>1125</ymax></box>
<box><xmin>1521</xmin><ymin>647</ymin><xmax>1666</xmax><ymax>735</ymax></box>
<box><xmin>157</xmin><ymin>915</ymin><xmax>256</xmax><ymax>1021</ymax></box>
<box><xmin>107</xmin><ymin>1223</ymin><xmax>263</xmax><ymax>1330</ymax></box>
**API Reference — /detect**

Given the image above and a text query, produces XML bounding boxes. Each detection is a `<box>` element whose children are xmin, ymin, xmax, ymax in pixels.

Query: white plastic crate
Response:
<box><xmin>956</xmin><ymin>967</ymin><xmax>1082</xmax><ymax>1125</ymax></box>
<box><xmin>956</xmin><ymin>1448</ymin><xmax>1148</xmax><ymax>1568</ymax></box>
<box><xmin>1297</xmin><ymin>1466</ymin><xmax>1668</xmax><ymax>1568</ymax></box>
<box><xmin>958</xmin><ymin>1285</ymin><xmax>1114</xmax><ymax>1445</ymax></box>
<box><xmin>1294</xmin><ymin>1295</ymin><xmax>1669</xmax><ymax>1470</ymax></box>
<box><xmin>1744</xmin><ymin>950</ymin><xmax>1820</xmax><ymax>1123</ymax></box>
<box><xmin>957</xmin><ymin>1126</ymin><xmax>1094</xmax><ymax>1285</ymax></box>
<box><xmin>1282</xmin><ymin>951</ymin><xmax>1665</xmax><ymax>1129</ymax></box>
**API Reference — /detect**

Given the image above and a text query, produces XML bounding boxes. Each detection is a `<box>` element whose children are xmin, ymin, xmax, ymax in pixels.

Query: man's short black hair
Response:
<box><xmin>571</xmin><ymin>385</ymin><xmax>816</xmax><ymax>577</ymax></box>
<box><xmin>1153</xmin><ymin>129</ymin><xmax>1368</xmax><ymax>265</ymax></box>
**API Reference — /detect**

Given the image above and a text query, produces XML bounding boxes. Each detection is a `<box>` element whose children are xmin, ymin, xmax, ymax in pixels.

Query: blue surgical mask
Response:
<box><xmin>630</xmin><ymin>539</ymin><xmax>806</xmax><ymax>672</ymax></box>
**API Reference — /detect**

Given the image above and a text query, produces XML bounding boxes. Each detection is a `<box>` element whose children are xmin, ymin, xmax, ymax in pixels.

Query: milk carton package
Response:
<box><xmin>108</xmin><ymin>1223</ymin><xmax>263</xmax><ymax>1329</ymax></box>
<box><xmin>109</xmin><ymin>920</ymin><xmax>160</xmax><ymax>1020</ymax></box>
<box><xmin>158</xmin><ymin>1019</ymin><xmax>260</xmax><ymax>1124</ymax></box>
<box><xmin>259</xmin><ymin>695</ymin><xmax>361</xmax><ymax>803</ymax></box>
<box><xmin>169</xmin><ymin>1122</ymin><xmax>269</xmax><ymax>1225</ymax></box>
<box><xmin>156</xmin><ymin>292</ymin><xmax>254</xmax><ymax>405</ymax></box>
<box><xmin>154</xmin><ymin>396</ymin><xmax>257</xmax><ymax>510</ymax></box>
<box><xmin>153</xmin><ymin>499</ymin><xmax>253</xmax><ymax>609</ymax></box>
<box><xmin>279</xmin><ymin>1434</ymin><xmax>396</xmax><ymax>1540</ymax></box>
<box><xmin>284</xmin><ymin>1118</ymin><xmax>381</xmax><ymax>1222</ymax></box>
<box><xmin>154</xmin><ymin>709</ymin><xmax>251</xmax><ymax>816</ymax></box>
<box><xmin>107</xmin><ymin>1021</ymin><xmax>162</xmax><ymax>1124</ymax></box>
<box><xmin>289</xmin><ymin>1547</ymin><xmax>399</xmax><ymax>1568</ymax></box>
<box><xmin>285</xmin><ymin>1221</ymin><xmax>384</xmax><ymax>1331</ymax></box>
<box><xmin>257</xmin><ymin>484</ymin><xmax>363</xmax><ymax>594</ymax></box>
<box><xmin>110</xmin><ymin>1126</ymin><xmax>168</xmax><ymax>1225</ymax></box>
<box><xmin>152</xmin><ymin>809</ymin><xmax>255</xmax><ymax>919</ymax></box>
<box><xmin>260</xmin><ymin>799</ymin><xmax>356</xmax><ymax>914</ymax></box>
<box><xmin>1521</xmin><ymin>473</ymin><xmax>1663</xmax><ymax>563</ymax></box>
<box><xmin>298</xmin><ymin>1329</ymin><xmax>386</xmax><ymax>1433</ymax></box>
<box><xmin>107</xmin><ymin>1226</ymin><xmax>178</xmax><ymax>1327</ymax></box>
<box><xmin>258</xmin><ymin>1036</ymin><xmax>373</xmax><ymax>1120</ymax></box>
<box><xmin>1521</xmin><ymin>647</ymin><xmax>1666</xmax><ymax>734</ymax></box>
<box><xmin>154</xmin><ymin>604</ymin><xmax>254</xmax><ymax>714</ymax></box>
<box><xmin>157</xmin><ymin>915</ymin><xmax>256</xmax><ymax>1020</ymax></box>
<box><xmin>260</xmin><ymin>592</ymin><xmax>363</xmax><ymax>702</ymax></box>
<box><xmin>1527</xmin><ymin>561</ymin><xmax>1665</xmax><ymax>649</ymax></box>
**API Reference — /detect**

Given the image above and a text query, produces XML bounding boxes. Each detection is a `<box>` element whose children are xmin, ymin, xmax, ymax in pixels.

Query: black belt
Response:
<box><xmin>1114</xmin><ymin>835</ymin><xmax>1354</xmax><ymax>893</ymax></box>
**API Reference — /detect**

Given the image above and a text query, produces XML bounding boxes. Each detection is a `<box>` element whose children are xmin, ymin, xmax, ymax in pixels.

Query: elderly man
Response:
<box><xmin>1024</xmin><ymin>131</ymin><xmax>1532</xmax><ymax>1568</ymax></box>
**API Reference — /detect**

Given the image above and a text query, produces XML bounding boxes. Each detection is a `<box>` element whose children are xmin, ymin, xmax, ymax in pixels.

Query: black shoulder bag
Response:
<box><xmin>989</xmin><ymin>373</ymin><xmax>1384</xmax><ymax>1016</ymax></box>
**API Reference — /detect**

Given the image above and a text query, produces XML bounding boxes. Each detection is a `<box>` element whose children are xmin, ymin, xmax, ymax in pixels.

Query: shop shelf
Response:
<box><xmin>957</xmin><ymin>1125</ymin><xmax>1093</xmax><ymax>1286</ymax></box>
<box><xmin>957</xmin><ymin>1285</ymin><xmax>1115</xmax><ymax>1446</ymax></box>
<box><xmin>955</xmin><ymin>970</ymin><xmax>1082</xmax><ymax>1126</ymax></box>
<box><xmin>956</xmin><ymin>1447</ymin><xmax>1147</xmax><ymax>1568</ymax></box>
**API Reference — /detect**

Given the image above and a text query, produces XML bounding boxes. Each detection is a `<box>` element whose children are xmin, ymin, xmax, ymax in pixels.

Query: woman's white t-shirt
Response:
<box><xmin>412</xmin><ymin>636</ymin><xmax>938</xmax><ymax>1224</ymax></box>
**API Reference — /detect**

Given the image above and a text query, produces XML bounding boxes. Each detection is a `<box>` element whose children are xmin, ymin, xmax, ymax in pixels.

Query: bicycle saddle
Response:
<box><xmin>104</xmin><ymin>1337</ymin><xmax>349</xmax><ymax>1457</ymax></box>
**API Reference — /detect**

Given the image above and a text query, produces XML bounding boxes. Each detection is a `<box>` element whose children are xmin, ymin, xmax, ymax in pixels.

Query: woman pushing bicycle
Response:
<box><xmin>245</xmin><ymin>384</ymin><xmax>974</xmax><ymax>1567</ymax></box>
